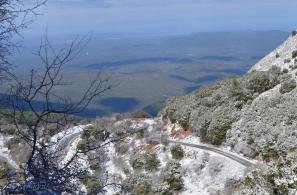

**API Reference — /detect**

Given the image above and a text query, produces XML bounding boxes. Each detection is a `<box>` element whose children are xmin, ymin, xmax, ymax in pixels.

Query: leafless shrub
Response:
<box><xmin>1</xmin><ymin>35</ymin><xmax>126</xmax><ymax>194</ymax></box>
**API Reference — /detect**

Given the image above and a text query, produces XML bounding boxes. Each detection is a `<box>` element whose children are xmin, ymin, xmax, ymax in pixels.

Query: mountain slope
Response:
<box><xmin>161</xmin><ymin>30</ymin><xmax>297</xmax><ymax>194</ymax></box>
<box><xmin>251</xmin><ymin>30</ymin><xmax>297</xmax><ymax>72</ymax></box>
<box><xmin>2</xmin><ymin>31</ymin><xmax>297</xmax><ymax>194</ymax></box>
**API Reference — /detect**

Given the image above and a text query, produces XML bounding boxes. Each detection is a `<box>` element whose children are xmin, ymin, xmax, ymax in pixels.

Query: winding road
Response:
<box><xmin>55</xmin><ymin>128</ymin><xmax>255</xmax><ymax>168</ymax></box>
<box><xmin>56</xmin><ymin>132</ymin><xmax>81</xmax><ymax>153</ymax></box>
<box><xmin>168</xmin><ymin>140</ymin><xmax>255</xmax><ymax>167</ymax></box>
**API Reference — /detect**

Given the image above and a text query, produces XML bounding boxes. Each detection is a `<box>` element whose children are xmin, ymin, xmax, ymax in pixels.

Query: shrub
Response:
<box><xmin>83</xmin><ymin>125</ymin><xmax>106</xmax><ymax>142</ymax></box>
<box><xmin>179</xmin><ymin>114</ymin><xmax>190</xmax><ymax>129</ymax></box>
<box><xmin>115</xmin><ymin>141</ymin><xmax>130</xmax><ymax>154</ymax></box>
<box><xmin>209</xmin><ymin>123</ymin><xmax>232</xmax><ymax>145</ymax></box>
<box><xmin>262</xmin><ymin>147</ymin><xmax>279</xmax><ymax>162</ymax></box>
<box><xmin>291</xmin><ymin>65</ymin><xmax>297</xmax><ymax>70</ymax></box>
<box><xmin>283</xmin><ymin>68</ymin><xmax>289</xmax><ymax>73</ymax></box>
<box><xmin>275</xmin><ymin>52</ymin><xmax>280</xmax><ymax>58</ymax></box>
<box><xmin>2</xmin><ymin>126</ymin><xmax>15</xmax><ymax>135</ymax></box>
<box><xmin>130</xmin><ymin>153</ymin><xmax>145</xmax><ymax>170</ymax></box>
<box><xmin>144</xmin><ymin>153</ymin><xmax>160</xmax><ymax>171</ymax></box>
<box><xmin>284</xmin><ymin>59</ymin><xmax>291</xmax><ymax>64</ymax></box>
<box><xmin>278</xmin><ymin>183</ymin><xmax>289</xmax><ymax>194</ymax></box>
<box><xmin>280</xmin><ymin>78</ymin><xmax>296</xmax><ymax>94</ymax></box>
<box><xmin>46</xmin><ymin>124</ymin><xmax>60</xmax><ymax>137</ymax></box>
<box><xmin>136</xmin><ymin>128</ymin><xmax>147</xmax><ymax>139</ymax></box>
<box><xmin>82</xmin><ymin>176</ymin><xmax>101</xmax><ymax>193</ymax></box>
<box><xmin>90</xmin><ymin>161</ymin><xmax>101</xmax><ymax>172</ymax></box>
<box><xmin>164</xmin><ymin>173</ymin><xmax>183</xmax><ymax>191</ymax></box>
<box><xmin>5</xmin><ymin>137</ymin><xmax>20</xmax><ymax>150</ymax></box>
<box><xmin>170</xmin><ymin>145</ymin><xmax>184</xmax><ymax>160</ymax></box>
<box><xmin>131</xmin><ymin>181</ymin><xmax>153</xmax><ymax>195</ymax></box>
<box><xmin>270</xmin><ymin>65</ymin><xmax>282</xmax><ymax>75</ymax></box>
<box><xmin>246</xmin><ymin>72</ymin><xmax>271</xmax><ymax>93</ymax></box>
<box><xmin>123</xmin><ymin>174</ymin><xmax>153</xmax><ymax>195</ymax></box>
<box><xmin>130</xmin><ymin>111</ymin><xmax>151</xmax><ymax>119</ymax></box>
<box><xmin>292</xmin><ymin>50</ymin><xmax>297</xmax><ymax>59</ymax></box>
<box><xmin>0</xmin><ymin>161</ymin><xmax>9</xmax><ymax>179</ymax></box>
<box><xmin>76</xmin><ymin>139</ymin><xmax>88</xmax><ymax>152</ymax></box>
<box><xmin>161</xmin><ymin>161</ymin><xmax>183</xmax><ymax>191</ymax></box>
<box><xmin>292</xmin><ymin>30</ymin><xmax>297</xmax><ymax>36</ymax></box>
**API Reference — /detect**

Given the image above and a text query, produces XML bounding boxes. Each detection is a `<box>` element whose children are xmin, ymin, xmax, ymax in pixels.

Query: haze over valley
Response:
<box><xmin>9</xmin><ymin>30</ymin><xmax>289</xmax><ymax>116</ymax></box>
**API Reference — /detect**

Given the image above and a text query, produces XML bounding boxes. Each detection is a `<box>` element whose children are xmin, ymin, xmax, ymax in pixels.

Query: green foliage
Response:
<box><xmin>0</xmin><ymin>161</ymin><xmax>10</xmax><ymax>179</ymax></box>
<box><xmin>1</xmin><ymin>126</ymin><xmax>15</xmax><ymax>135</ymax></box>
<box><xmin>170</xmin><ymin>145</ymin><xmax>184</xmax><ymax>160</ymax></box>
<box><xmin>244</xmin><ymin>176</ymin><xmax>255</xmax><ymax>186</ymax></box>
<box><xmin>278</xmin><ymin>183</ymin><xmax>289</xmax><ymax>194</ymax></box>
<box><xmin>114</xmin><ymin>141</ymin><xmax>129</xmax><ymax>154</ymax></box>
<box><xmin>5</xmin><ymin>137</ymin><xmax>20</xmax><ymax>150</ymax></box>
<box><xmin>163</xmin><ymin>67</ymin><xmax>282</xmax><ymax>148</ymax></box>
<box><xmin>144</xmin><ymin>153</ymin><xmax>160</xmax><ymax>171</ymax></box>
<box><xmin>262</xmin><ymin>147</ymin><xmax>279</xmax><ymax>162</ymax></box>
<box><xmin>76</xmin><ymin>139</ymin><xmax>88</xmax><ymax>152</ymax></box>
<box><xmin>164</xmin><ymin>174</ymin><xmax>183</xmax><ymax>191</ymax></box>
<box><xmin>81</xmin><ymin>176</ymin><xmax>101</xmax><ymax>193</ymax></box>
<box><xmin>280</xmin><ymin>77</ymin><xmax>296</xmax><ymax>94</ymax></box>
<box><xmin>161</xmin><ymin>161</ymin><xmax>183</xmax><ymax>191</ymax></box>
<box><xmin>130</xmin><ymin>153</ymin><xmax>160</xmax><ymax>171</ymax></box>
<box><xmin>284</xmin><ymin>59</ymin><xmax>291</xmax><ymax>64</ymax></box>
<box><xmin>283</xmin><ymin>68</ymin><xmax>289</xmax><ymax>73</ymax></box>
<box><xmin>136</xmin><ymin>128</ymin><xmax>146</xmax><ymax>139</ymax></box>
<box><xmin>81</xmin><ymin>125</ymin><xmax>105</xmax><ymax>142</ymax></box>
<box><xmin>131</xmin><ymin>181</ymin><xmax>153</xmax><ymax>195</ymax></box>
<box><xmin>209</xmin><ymin>123</ymin><xmax>232</xmax><ymax>146</ymax></box>
<box><xmin>123</xmin><ymin>174</ymin><xmax>153</xmax><ymax>195</ymax></box>
<box><xmin>179</xmin><ymin>114</ymin><xmax>190</xmax><ymax>129</ymax></box>
<box><xmin>292</xmin><ymin>50</ymin><xmax>297</xmax><ymax>59</ymax></box>
<box><xmin>90</xmin><ymin>161</ymin><xmax>101</xmax><ymax>172</ymax></box>
<box><xmin>130</xmin><ymin>153</ymin><xmax>145</xmax><ymax>170</ymax></box>
<box><xmin>130</xmin><ymin>111</ymin><xmax>151</xmax><ymax>119</ymax></box>
<box><xmin>246</xmin><ymin>72</ymin><xmax>272</xmax><ymax>93</ymax></box>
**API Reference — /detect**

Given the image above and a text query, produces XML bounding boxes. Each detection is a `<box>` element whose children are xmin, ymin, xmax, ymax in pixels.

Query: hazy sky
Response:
<box><xmin>25</xmin><ymin>0</ymin><xmax>297</xmax><ymax>37</ymax></box>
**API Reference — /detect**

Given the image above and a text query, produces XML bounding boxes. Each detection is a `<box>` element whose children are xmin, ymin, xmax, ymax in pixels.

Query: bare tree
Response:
<box><xmin>0</xmin><ymin>0</ymin><xmax>46</xmax><ymax>81</ymax></box>
<box><xmin>1</xmin><ymin>36</ymin><xmax>126</xmax><ymax>194</ymax></box>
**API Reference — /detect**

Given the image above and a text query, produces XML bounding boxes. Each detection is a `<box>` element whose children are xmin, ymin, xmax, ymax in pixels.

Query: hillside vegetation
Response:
<box><xmin>162</xmin><ymin>30</ymin><xmax>297</xmax><ymax>194</ymax></box>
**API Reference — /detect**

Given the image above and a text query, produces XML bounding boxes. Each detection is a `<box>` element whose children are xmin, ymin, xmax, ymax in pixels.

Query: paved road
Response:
<box><xmin>168</xmin><ymin>140</ymin><xmax>255</xmax><ymax>167</ymax></box>
<box><xmin>54</xmin><ymin>128</ymin><xmax>256</xmax><ymax>168</ymax></box>
<box><xmin>56</xmin><ymin>132</ymin><xmax>81</xmax><ymax>153</ymax></box>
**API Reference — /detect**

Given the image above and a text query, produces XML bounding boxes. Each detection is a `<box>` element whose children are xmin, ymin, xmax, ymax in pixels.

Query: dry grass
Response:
<box><xmin>171</xmin><ymin>128</ymin><xmax>192</xmax><ymax>139</ymax></box>
<box><xmin>140</xmin><ymin>144</ymin><xmax>159</xmax><ymax>153</ymax></box>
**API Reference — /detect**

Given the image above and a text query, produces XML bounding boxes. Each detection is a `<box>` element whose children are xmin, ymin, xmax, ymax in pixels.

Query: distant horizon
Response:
<box><xmin>21</xmin><ymin>29</ymin><xmax>291</xmax><ymax>41</ymax></box>
<box><xmin>23</xmin><ymin>0</ymin><xmax>297</xmax><ymax>38</ymax></box>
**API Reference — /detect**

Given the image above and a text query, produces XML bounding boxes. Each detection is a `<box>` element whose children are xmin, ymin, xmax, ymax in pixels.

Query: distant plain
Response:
<box><xmin>9</xmin><ymin>31</ymin><xmax>289</xmax><ymax>117</ymax></box>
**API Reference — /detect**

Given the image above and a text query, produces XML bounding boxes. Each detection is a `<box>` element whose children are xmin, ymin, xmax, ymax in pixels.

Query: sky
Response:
<box><xmin>24</xmin><ymin>0</ymin><xmax>297</xmax><ymax>38</ymax></box>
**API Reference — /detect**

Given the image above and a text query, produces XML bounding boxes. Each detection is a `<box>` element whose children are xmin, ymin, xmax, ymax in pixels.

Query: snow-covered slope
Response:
<box><xmin>160</xmin><ymin>29</ymin><xmax>297</xmax><ymax>194</ymax></box>
<box><xmin>251</xmin><ymin>30</ymin><xmax>297</xmax><ymax>72</ymax></box>
<box><xmin>100</xmin><ymin>118</ymin><xmax>252</xmax><ymax>195</ymax></box>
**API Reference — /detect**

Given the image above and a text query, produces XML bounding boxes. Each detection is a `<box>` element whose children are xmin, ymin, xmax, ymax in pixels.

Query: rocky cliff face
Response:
<box><xmin>162</xmin><ymin>30</ymin><xmax>297</xmax><ymax>194</ymax></box>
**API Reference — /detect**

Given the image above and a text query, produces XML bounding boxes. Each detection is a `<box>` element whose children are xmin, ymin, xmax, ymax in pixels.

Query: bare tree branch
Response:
<box><xmin>0</xmin><ymin>0</ymin><xmax>46</xmax><ymax>81</ymax></box>
<box><xmin>1</xmin><ymin>34</ymin><xmax>121</xmax><ymax>194</ymax></box>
